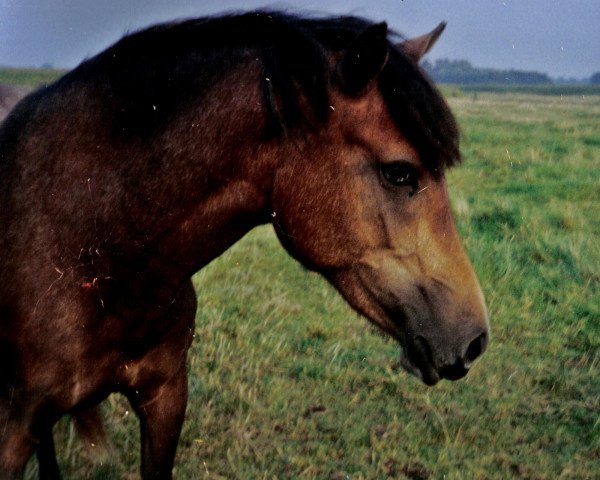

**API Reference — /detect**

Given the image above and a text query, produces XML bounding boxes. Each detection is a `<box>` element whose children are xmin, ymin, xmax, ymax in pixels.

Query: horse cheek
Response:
<box><xmin>271</xmin><ymin>165</ymin><xmax>356</xmax><ymax>270</ymax></box>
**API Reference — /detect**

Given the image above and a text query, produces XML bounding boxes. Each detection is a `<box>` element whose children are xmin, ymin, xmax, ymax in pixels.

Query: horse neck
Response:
<box><xmin>136</xmin><ymin>66</ymin><xmax>279</xmax><ymax>279</ymax></box>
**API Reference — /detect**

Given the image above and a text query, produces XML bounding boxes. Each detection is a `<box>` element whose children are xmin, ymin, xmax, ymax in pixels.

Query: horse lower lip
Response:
<box><xmin>410</xmin><ymin>336</ymin><xmax>440</xmax><ymax>385</ymax></box>
<box><xmin>399</xmin><ymin>349</ymin><xmax>440</xmax><ymax>386</ymax></box>
<box><xmin>416</xmin><ymin>361</ymin><xmax>440</xmax><ymax>386</ymax></box>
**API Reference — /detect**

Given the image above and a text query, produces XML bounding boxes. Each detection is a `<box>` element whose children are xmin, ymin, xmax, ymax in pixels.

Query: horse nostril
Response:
<box><xmin>464</xmin><ymin>332</ymin><xmax>488</xmax><ymax>364</ymax></box>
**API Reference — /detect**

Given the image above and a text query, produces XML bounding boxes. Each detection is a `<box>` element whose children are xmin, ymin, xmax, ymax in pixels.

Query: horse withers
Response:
<box><xmin>0</xmin><ymin>12</ymin><xmax>489</xmax><ymax>479</ymax></box>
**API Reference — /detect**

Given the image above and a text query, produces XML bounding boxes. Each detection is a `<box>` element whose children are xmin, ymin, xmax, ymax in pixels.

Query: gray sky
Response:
<box><xmin>0</xmin><ymin>0</ymin><xmax>598</xmax><ymax>78</ymax></box>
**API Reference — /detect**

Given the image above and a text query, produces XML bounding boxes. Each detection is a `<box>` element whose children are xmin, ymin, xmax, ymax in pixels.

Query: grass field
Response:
<box><xmin>13</xmin><ymin>79</ymin><xmax>600</xmax><ymax>478</ymax></box>
<box><xmin>0</xmin><ymin>66</ymin><xmax>66</xmax><ymax>86</ymax></box>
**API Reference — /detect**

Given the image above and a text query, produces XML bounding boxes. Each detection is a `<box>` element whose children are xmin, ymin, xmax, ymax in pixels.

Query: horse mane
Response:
<box><xmin>58</xmin><ymin>11</ymin><xmax>460</xmax><ymax>172</ymax></box>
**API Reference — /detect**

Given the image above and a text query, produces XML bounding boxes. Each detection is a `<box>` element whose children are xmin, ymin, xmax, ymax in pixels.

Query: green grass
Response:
<box><xmin>23</xmin><ymin>91</ymin><xmax>600</xmax><ymax>479</ymax></box>
<box><xmin>0</xmin><ymin>66</ymin><xmax>66</xmax><ymax>86</ymax></box>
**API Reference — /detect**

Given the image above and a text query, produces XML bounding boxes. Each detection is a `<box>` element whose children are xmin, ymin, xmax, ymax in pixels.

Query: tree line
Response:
<box><xmin>422</xmin><ymin>58</ymin><xmax>599</xmax><ymax>85</ymax></box>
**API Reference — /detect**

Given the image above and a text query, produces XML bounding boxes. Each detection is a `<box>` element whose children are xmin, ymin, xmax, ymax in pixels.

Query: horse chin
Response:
<box><xmin>399</xmin><ymin>342</ymin><xmax>441</xmax><ymax>386</ymax></box>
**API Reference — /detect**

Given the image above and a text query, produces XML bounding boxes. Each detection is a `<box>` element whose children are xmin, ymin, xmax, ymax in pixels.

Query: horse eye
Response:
<box><xmin>380</xmin><ymin>161</ymin><xmax>419</xmax><ymax>192</ymax></box>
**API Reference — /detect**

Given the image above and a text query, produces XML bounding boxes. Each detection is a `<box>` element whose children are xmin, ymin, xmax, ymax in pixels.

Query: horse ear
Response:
<box><xmin>337</xmin><ymin>22</ymin><xmax>389</xmax><ymax>96</ymax></box>
<box><xmin>398</xmin><ymin>21</ymin><xmax>446</xmax><ymax>62</ymax></box>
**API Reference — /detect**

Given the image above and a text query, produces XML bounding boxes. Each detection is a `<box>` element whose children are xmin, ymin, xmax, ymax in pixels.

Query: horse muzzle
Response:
<box><xmin>399</xmin><ymin>328</ymin><xmax>489</xmax><ymax>386</ymax></box>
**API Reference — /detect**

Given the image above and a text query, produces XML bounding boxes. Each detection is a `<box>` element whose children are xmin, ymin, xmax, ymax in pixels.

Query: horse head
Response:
<box><xmin>271</xmin><ymin>22</ymin><xmax>489</xmax><ymax>385</ymax></box>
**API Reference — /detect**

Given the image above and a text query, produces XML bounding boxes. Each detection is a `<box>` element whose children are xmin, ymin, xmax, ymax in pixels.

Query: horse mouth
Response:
<box><xmin>399</xmin><ymin>335</ymin><xmax>471</xmax><ymax>386</ymax></box>
<box><xmin>399</xmin><ymin>336</ymin><xmax>441</xmax><ymax>386</ymax></box>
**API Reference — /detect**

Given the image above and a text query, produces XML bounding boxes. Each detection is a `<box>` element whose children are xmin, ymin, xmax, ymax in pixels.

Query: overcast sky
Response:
<box><xmin>0</xmin><ymin>0</ymin><xmax>598</xmax><ymax>78</ymax></box>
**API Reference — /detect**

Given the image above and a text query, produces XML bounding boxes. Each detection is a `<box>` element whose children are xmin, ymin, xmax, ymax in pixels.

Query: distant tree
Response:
<box><xmin>424</xmin><ymin>58</ymin><xmax>552</xmax><ymax>85</ymax></box>
<box><xmin>555</xmin><ymin>76</ymin><xmax>586</xmax><ymax>84</ymax></box>
<box><xmin>590</xmin><ymin>72</ymin><xmax>600</xmax><ymax>84</ymax></box>
<box><xmin>421</xmin><ymin>59</ymin><xmax>433</xmax><ymax>73</ymax></box>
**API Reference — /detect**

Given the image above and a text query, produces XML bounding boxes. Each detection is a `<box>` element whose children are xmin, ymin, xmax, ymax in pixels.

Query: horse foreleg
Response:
<box><xmin>35</xmin><ymin>429</ymin><xmax>61</xmax><ymax>480</ymax></box>
<box><xmin>127</xmin><ymin>368</ymin><xmax>188</xmax><ymax>480</ymax></box>
<box><xmin>121</xmin><ymin>280</ymin><xmax>195</xmax><ymax>479</ymax></box>
<box><xmin>0</xmin><ymin>426</ymin><xmax>36</xmax><ymax>480</ymax></box>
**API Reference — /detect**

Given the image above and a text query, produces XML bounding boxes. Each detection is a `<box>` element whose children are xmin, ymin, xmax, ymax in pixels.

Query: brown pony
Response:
<box><xmin>0</xmin><ymin>12</ymin><xmax>489</xmax><ymax>479</ymax></box>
